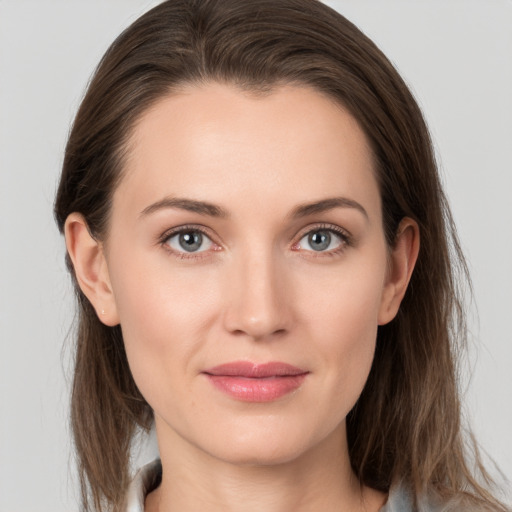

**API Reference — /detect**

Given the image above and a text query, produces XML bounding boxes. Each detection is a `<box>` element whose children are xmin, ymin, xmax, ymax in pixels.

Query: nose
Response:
<box><xmin>222</xmin><ymin>250</ymin><xmax>292</xmax><ymax>341</ymax></box>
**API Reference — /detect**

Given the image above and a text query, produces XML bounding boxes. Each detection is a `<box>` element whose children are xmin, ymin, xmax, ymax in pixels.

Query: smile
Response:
<box><xmin>203</xmin><ymin>361</ymin><xmax>309</xmax><ymax>402</ymax></box>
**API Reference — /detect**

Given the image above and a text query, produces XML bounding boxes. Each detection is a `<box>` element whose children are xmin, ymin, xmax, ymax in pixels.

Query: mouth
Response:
<box><xmin>202</xmin><ymin>361</ymin><xmax>309</xmax><ymax>402</ymax></box>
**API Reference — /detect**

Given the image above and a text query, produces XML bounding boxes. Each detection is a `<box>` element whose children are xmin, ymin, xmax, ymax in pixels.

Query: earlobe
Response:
<box><xmin>378</xmin><ymin>218</ymin><xmax>420</xmax><ymax>325</ymax></box>
<box><xmin>64</xmin><ymin>213</ymin><xmax>120</xmax><ymax>327</ymax></box>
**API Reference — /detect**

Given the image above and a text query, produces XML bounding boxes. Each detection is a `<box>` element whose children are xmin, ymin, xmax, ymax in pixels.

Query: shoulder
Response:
<box><xmin>380</xmin><ymin>483</ymin><xmax>498</xmax><ymax>512</ymax></box>
<box><xmin>380</xmin><ymin>484</ymin><xmax>415</xmax><ymax>512</ymax></box>
<box><xmin>123</xmin><ymin>459</ymin><xmax>162</xmax><ymax>512</ymax></box>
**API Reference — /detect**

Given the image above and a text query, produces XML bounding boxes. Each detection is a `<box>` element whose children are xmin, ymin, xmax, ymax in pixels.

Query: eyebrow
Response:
<box><xmin>140</xmin><ymin>197</ymin><xmax>229</xmax><ymax>218</ymax></box>
<box><xmin>289</xmin><ymin>197</ymin><xmax>368</xmax><ymax>220</ymax></box>
<box><xmin>140</xmin><ymin>195</ymin><xmax>368</xmax><ymax>220</ymax></box>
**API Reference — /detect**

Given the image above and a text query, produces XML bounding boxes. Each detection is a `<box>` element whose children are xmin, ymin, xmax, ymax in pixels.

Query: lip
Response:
<box><xmin>203</xmin><ymin>361</ymin><xmax>309</xmax><ymax>402</ymax></box>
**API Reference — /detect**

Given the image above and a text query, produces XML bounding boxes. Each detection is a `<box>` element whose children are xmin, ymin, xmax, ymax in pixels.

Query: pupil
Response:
<box><xmin>309</xmin><ymin>231</ymin><xmax>330</xmax><ymax>251</ymax></box>
<box><xmin>179</xmin><ymin>231</ymin><xmax>202</xmax><ymax>252</ymax></box>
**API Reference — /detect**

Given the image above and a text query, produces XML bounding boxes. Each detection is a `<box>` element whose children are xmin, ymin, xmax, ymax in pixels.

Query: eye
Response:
<box><xmin>165</xmin><ymin>229</ymin><xmax>214</xmax><ymax>253</ymax></box>
<box><xmin>296</xmin><ymin>228</ymin><xmax>347</xmax><ymax>253</ymax></box>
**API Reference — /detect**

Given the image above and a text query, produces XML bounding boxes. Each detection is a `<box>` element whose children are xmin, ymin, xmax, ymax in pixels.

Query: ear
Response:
<box><xmin>64</xmin><ymin>213</ymin><xmax>120</xmax><ymax>326</ymax></box>
<box><xmin>378</xmin><ymin>217</ymin><xmax>420</xmax><ymax>325</ymax></box>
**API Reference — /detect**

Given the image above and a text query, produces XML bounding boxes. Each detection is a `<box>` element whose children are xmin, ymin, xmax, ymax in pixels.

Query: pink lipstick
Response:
<box><xmin>203</xmin><ymin>361</ymin><xmax>308</xmax><ymax>402</ymax></box>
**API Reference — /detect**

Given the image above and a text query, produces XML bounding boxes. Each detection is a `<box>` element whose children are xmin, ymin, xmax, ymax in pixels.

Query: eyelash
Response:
<box><xmin>158</xmin><ymin>224</ymin><xmax>219</xmax><ymax>260</ymax></box>
<box><xmin>292</xmin><ymin>223</ymin><xmax>352</xmax><ymax>258</ymax></box>
<box><xmin>158</xmin><ymin>223</ymin><xmax>352</xmax><ymax>260</ymax></box>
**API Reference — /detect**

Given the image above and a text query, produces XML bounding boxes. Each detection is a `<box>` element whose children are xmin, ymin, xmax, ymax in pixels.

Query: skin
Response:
<box><xmin>66</xmin><ymin>83</ymin><xmax>419</xmax><ymax>512</ymax></box>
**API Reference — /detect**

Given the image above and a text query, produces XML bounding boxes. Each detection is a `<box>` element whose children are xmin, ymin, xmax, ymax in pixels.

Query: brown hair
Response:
<box><xmin>54</xmin><ymin>1</ymin><xmax>508</xmax><ymax>511</ymax></box>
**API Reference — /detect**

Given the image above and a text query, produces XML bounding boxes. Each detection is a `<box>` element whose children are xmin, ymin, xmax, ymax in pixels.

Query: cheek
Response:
<box><xmin>314</xmin><ymin>284</ymin><xmax>380</xmax><ymax>377</ymax></box>
<box><xmin>106</xmin><ymin>251</ymin><xmax>222</xmax><ymax>395</ymax></box>
<box><xmin>296</xmin><ymin>251</ymin><xmax>386</xmax><ymax>338</ymax></box>
<box><xmin>294</xmin><ymin>252</ymin><xmax>386</xmax><ymax>405</ymax></box>
<box><xmin>110</xmin><ymin>247</ymin><xmax>219</xmax><ymax>331</ymax></box>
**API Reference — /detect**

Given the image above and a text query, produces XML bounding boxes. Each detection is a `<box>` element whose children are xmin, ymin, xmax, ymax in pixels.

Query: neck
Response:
<box><xmin>145</xmin><ymin>421</ymin><xmax>386</xmax><ymax>512</ymax></box>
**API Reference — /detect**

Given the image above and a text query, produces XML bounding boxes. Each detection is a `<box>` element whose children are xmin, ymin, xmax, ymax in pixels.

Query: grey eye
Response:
<box><xmin>298</xmin><ymin>229</ymin><xmax>343</xmax><ymax>252</ymax></box>
<box><xmin>166</xmin><ymin>230</ymin><xmax>213</xmax><ymax>253</ymax></box>
<box><xmin>308</xmin><ymin>231</ymin><xmax>331</xmax><ymax>251</ymax></box>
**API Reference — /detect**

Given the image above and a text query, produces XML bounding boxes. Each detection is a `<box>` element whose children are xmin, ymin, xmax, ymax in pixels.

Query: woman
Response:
<box><xmin>54</xmin><ymin>0</ymin><xmax>509</xmax><ymax>511</ymax></box>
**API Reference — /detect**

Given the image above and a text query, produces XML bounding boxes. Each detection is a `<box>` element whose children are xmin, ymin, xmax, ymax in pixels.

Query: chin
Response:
<box><xmin>210</xmin><ymin>440</ymin><xmax>309</xmax><ymax>467</ymax></box>
<box><xmin>198</xmin><ymin>420</ymin><xmax>336</xmax><ymax>468</ymax></box>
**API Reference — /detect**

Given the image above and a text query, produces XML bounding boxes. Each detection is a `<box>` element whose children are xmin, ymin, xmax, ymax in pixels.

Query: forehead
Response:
<box><xmin>115</xmin><ymin>82</ymin><xmax>379</xmax><ymax>220</ymax></box>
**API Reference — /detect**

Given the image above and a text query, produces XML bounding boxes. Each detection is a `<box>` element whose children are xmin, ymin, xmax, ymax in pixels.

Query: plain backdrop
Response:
<box><xmin>0</xmin><ymin>1</ymin><xmax>511</xmax><ymax>511</ymax></box>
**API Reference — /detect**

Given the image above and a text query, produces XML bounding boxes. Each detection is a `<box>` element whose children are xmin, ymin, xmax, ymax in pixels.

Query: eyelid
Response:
<box><xmin>158</xmin><ymin>223</ymin><xmax>212</xmax><ymax>242</ymax></box>
<box><xmin>293</xmin><ymin>223</ymin><xmax>352</xmax><ymax>244</ymax></box>
<box><xmin>291</xmin><ymin>223</ymin><xmax>353</xmax><ymax>253</ymax></box>
<box><xmin>158</xmin><ymin>224</ymin><xmax>222</xmax><ymax>258</ymax></box>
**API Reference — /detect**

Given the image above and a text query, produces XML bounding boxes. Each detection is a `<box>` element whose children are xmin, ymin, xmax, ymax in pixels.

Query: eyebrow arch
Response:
<box><xmin>140</xmin><ymin>197</ymin><xmax>229</xmax><ymax>218</ymax></box>
<box><xmin>290</xmin><ymin>197</ymin><xmax>369</xmax><ymax>220</ymax></box>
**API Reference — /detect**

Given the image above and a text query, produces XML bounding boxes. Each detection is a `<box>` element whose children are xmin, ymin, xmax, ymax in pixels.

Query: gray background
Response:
<box><xmin>1</xmin><ymin>1</ymin><xmax>511</xmax><ymax>510</ymax></box>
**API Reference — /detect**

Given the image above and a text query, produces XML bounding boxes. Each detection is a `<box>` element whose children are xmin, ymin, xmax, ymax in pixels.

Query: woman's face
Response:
<box><xmin>100</xmin><ymin>83</ymin><xmax>402</xmax><ymax>465</ymax></box>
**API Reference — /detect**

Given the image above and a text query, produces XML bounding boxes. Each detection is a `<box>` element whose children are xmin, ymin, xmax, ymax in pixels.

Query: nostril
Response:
<box><xmin>228</xmin><ymin>326</ymin><xmax>288</xmax><ymax>340</ymax></box>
